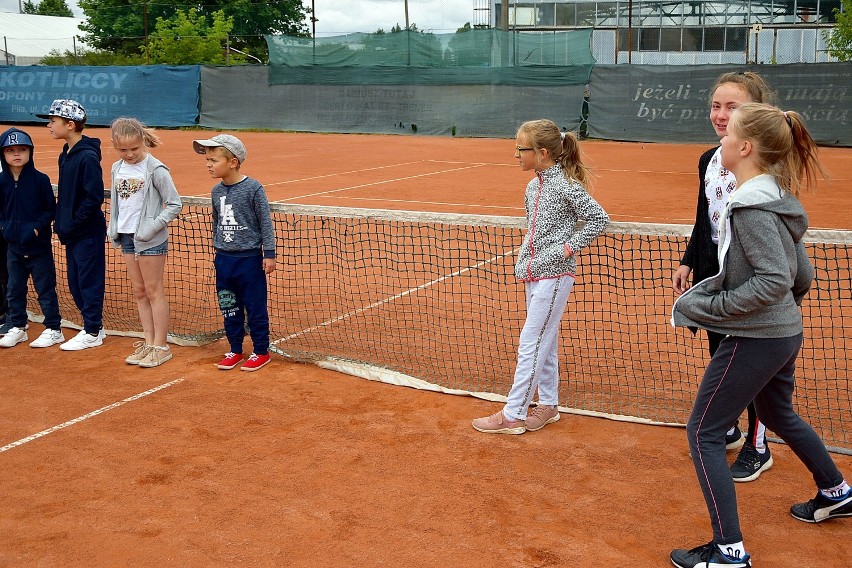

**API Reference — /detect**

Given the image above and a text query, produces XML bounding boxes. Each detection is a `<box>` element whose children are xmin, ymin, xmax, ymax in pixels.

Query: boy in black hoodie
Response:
<box><xmin>36</xmin><ymin>99</ymin><xmax>107</xmax><ymax>350</ymax></box>
<box><xmin>0</xmin><ymin>128</ymin><xmax>64</xmax><ymax>348</ymax></box>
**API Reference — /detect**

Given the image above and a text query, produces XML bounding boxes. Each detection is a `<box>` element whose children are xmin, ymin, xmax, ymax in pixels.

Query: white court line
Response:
<box><xmin>263</xmin><ymin>160</ymin><xmax>431</xmax><ymax>187</ymax></box>
<box><xmin>319</xmin><ymin>195</ymin><xmax>523</xmax><ymax>212</ymax></box>
<box><xmin>279</xmin><ymin>163</ymin><xmax>489</xmax><ymax>202</ymax></box>
<box><xmin>273</xmin><ymin>247</ymin><xmax>518</xmax><ymax>345</ymax></box>
<box><xmin>0</xmin><ymin>379</ymin><xmax>185</xmax><ymax>454</ymax></box>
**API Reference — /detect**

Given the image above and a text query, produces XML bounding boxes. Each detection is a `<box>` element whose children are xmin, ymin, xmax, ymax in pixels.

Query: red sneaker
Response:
<box><xmin>241</xmin><ymin>352</ymin><xmax>270</xmax><ymax>372</ymax></box>
<box><xmin>216</xmin><ymin>352</ymin><xmax>244</xmax><ymax>370</ymax></box>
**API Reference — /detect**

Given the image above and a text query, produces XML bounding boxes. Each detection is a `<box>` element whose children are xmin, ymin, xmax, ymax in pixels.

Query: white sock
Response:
<box><xmin>821</xmin><ymin>480</ymin><xmax>851</xmax><ymax>500</ymax></box>
<box><xmin>717</xmin><ymin>541</ymin><xmax>747</xmax><ymax>561</ymax></box>
<box><xmin>726</xmin><ymin>426</ymin><xmax>737</xmax><ymax>436</ymax></box>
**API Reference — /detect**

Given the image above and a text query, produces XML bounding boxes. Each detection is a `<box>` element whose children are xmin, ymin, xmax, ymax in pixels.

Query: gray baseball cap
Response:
<box><xmin>192</xmin><ymin>134</ymin><xmax>247</xmax><ymax>163</ymax></box>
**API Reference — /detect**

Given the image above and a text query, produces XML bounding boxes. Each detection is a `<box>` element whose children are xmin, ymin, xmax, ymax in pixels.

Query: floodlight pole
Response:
<box><xmin>405</xmin><ymin>0</ymin><xmax>410</xmax><ymax>66</ymax></box>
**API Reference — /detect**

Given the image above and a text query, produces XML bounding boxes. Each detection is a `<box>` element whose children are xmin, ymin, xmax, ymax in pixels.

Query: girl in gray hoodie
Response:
<box><xmin>107</xmin><ymin>117</ymin><xmax>183</xmax><ymax>368</ymax></box>
<box><xmin>670</xmin><ymin>104</ymin><xmax>851</xmax><ymax>568</ymax></box>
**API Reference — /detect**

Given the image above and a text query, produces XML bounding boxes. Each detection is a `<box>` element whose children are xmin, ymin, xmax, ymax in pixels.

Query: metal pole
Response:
<box><xmin>144</xmin><ymin>1</ymin><xmax>149</xmax><ymax>65</ymax></box>
<box><xmin>405</xmin><ymin>0</ymin><xmax>410</xmax><ymax>66</ymax></box>
<box><xmin>628</xmin><ymin>0</ymin><xmax>633</xmax><ymax>64</ymax></box>
<box><xmin>311</xmin><ymin>0</ymin><xmax>317</xmax><ymax>64</ymax></box>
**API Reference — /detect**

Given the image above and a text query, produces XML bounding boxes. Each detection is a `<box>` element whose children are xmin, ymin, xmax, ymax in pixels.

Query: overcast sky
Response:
<box><xmin>0</xmin><ymin>1</ymin><xmax>475</xmax><ymax>36</ymax></box>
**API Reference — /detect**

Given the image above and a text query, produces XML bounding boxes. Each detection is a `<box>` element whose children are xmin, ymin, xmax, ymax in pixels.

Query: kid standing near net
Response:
<box><xmin>36</xmin><ymin>99</ymin><xmax>107</xmax><ymax>351</ymax></box>
<box><xmin>193</xmin><ymin>134</ymin><xmax>276</xmax><ymax>372</ymax></box>
<box><xmin>672</xmin><ymin>71</ymin><xmax>776</xmax><ymax>482</ymax></box>
<box><xmin>0</xmin><ymin>128</ymin><xmax>64</xmax><ymax>349</ymax></box>
<box><xmin>670</xmin><ymin>104</ymin><xmax>851</xmax><ymax>568</ymax></box>
<box><xmin>472</xmin><ymin>119</ymin><xmax>609</xmax><ymax>434</ymax></box>
<box><xmin>108</xmin><ymin>118</ymin><xmax>183</xmax><ymax>368</ymax></box>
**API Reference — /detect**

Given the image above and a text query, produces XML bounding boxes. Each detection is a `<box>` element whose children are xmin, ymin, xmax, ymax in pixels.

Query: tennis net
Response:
<box><xmin>29</xmin><ymin>197</ymin><xmax>852</xmax><ymax>453</ymax></box>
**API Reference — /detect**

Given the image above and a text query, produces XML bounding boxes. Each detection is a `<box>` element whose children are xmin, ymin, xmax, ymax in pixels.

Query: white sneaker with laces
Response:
<box><xmin>0</xmin><ymin>327</ymin><xmax>28</xmax><ymax>348</ymax></box>
<box><xmin>60</xmin><ymin>329</ymin><xmax>105</xmax><ymax>351</ymax></box>
<box><xmin>30</xmin><ymin>328</ymin><xmax>65</xmax><ymax>348</ymax></box>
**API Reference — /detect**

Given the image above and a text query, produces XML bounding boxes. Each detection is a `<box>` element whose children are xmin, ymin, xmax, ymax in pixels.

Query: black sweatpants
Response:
<box><xmin>687</xmin><ymin>333</ymin><xmax>844</xmax><ymax>545</ymax></box>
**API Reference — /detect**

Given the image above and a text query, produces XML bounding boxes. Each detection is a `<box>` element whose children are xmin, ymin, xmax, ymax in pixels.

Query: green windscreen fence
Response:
<box><xmin>265</xmin><ymin>29</ymin><xmax>595</xmax><ymax>86</ymax></box>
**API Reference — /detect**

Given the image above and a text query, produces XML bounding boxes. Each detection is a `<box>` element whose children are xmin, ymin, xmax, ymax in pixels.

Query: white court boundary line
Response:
<box><xmin>263</xmin><ymin>160</ymin><xmax>434</xmax><ymax>187</ymax></box>
<box><xmin>0</xmin><ymin>379</ymin><xmax>185</xmax><ymax>454</ymax></box>
<box><xmin>279</xmin><ymin>163</ymin><xmax>489</xmax><ymax>202</ymax></box>
<box><xmin>273</xmin><ymin>246</ymin><xmax>518</xmax><ymax>344</ymax></box>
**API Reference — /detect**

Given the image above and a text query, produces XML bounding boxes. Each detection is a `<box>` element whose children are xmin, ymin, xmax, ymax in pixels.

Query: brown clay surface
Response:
<box><xmin>1</xmin><ymin>125</ymin><xmax>851</xmax><ymax>567</ymax></box>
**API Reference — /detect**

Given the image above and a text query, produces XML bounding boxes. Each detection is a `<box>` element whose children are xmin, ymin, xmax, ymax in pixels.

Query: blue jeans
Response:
<box><xmin>6</xmin><ymin>248</ymin><xmax>62</xmax><ymax>330</ymax></box>
<box><xmin>118</xmin><ymin>233</ymin><xmax>168</xmax><ymax>256</ymax></box>
<box><xmin>214</xmin><ymin>252</ymin><xmax>270</xmax><ymax>355</ymax></box>
<box><xmin>65</xmin><ymin>234</ymin><xmax>106</xmax><ymax>334</ymax></box>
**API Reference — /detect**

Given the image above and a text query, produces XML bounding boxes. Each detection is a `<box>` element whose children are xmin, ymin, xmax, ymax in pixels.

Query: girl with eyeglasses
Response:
<box><xmin>472</xmin><ymin>119</ymin><xmax>609</xmax><ymax>435</ymax></box>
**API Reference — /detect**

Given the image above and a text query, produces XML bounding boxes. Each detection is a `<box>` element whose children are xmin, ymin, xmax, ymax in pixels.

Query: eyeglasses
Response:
<box><xmin>515</xmin><ymin>146</ymin><xmax>534</xmax><ymax>153</ymax></box>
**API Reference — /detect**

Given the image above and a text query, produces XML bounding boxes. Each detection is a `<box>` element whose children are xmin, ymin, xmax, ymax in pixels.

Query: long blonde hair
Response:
<box><xmin>110</xmin><ymin>116</ymin><xmax>161</xmax><ymax>148</ymax></box>
<box><xmin>517</xmin><ymin>119</ymin><xmax>590</xmax><ymax>187</ymax></box>
<box><xmin>729</xmin><ymin>103</ymin><xmax>827</xmax><ymax>196</ymax></box>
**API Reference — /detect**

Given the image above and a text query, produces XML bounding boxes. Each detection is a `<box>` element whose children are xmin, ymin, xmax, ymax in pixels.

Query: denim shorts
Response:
<box><xmin>119</xmin><ymin>233</ymin><xmax>168</xmax><ymax>256</ymax></box>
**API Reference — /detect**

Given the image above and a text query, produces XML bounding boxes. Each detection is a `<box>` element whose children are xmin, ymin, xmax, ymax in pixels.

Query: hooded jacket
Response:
<box><xmin>0</xmin><ymin>127</ymin><xmax>56</xmax><ymax>256</ymax></box>
<box><xmin>514</xmin><ymin>164</ymin><xmax>609</xmax><ymax>282</ymax></box>
<box><xmin>55</xmin><ymin>135</ymin><xmax>106</xmax><ymax>244</ymax></box>
<box><xmin>672</xmin><ymin>174</ymin><xmax>813</xmax><ymax>338</ymax></box>
<box><xmin>107</xmin><ymin>155</ymin><xmax>183</xmax><ymax>252</ymax></box>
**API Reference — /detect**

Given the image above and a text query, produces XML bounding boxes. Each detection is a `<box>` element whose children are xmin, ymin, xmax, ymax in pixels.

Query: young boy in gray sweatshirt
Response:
<box><xmin>193</xmin><ymin>134</ymin><xmax>276</xmax><ymax>372</ymax></box>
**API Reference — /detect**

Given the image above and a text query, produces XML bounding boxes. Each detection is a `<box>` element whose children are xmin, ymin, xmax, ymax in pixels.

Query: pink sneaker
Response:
<box><xmin>525</xmin><ymin>404</ymin><xmax>560</xmax><ymax>432</ymax></box>
<box><xmin>471</xmin><ymin>410</ymin><xmax>526</xmax><ymax>435</ymax></box>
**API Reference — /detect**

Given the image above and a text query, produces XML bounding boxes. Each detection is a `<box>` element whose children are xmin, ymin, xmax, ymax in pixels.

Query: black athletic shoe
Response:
<box><xmin>671</xmin><ymin>542</ymin><xmax>751</xmax><ymax>568</ymax></box>
<box><xmin>791</xmin><ymin>490</ymin><xmax>852</xmax><ymax>523</ymax></box>
<box><xmin>725</xmin><ymin>429</ymin><xmax>744</xmax><ymax>451</ymax></box>
<box><xmin>730</xmin><ymin>444</ymin><xmax>772</xmax><ymax>482</ymax></box>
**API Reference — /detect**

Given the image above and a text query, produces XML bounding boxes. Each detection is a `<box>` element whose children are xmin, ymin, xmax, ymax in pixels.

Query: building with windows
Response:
<box><xmin>472</xmin><ymin>0</ymin><xmax>844</xmax><ymax>63</ymax></box>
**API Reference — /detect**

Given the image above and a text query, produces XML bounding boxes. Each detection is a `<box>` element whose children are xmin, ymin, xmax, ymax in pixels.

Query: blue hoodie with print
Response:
<box><xmin>0</xmin><ymin>127</ymin><xmax>56</xmax><ymax>256</ymax></box>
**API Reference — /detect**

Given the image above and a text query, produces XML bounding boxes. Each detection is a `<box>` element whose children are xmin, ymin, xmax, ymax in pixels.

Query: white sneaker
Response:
<box><xmin>0</xmin><ymin>327</ymin><xmax>27</xmax><ymax>348</ymax></box>
<box><xmin>30</xmin><ymin>328</ymin><xmax>65</xmax><ymax>348</ymax></box>
<box><xmin>60</xmin><ymin>329</ymin><xmax>105</xmax><ymax>351</ymax></box>
<box><xmin>0</xmin><ymin>321</ymin><xmax>27</xmax><ymax>336</ymax></box>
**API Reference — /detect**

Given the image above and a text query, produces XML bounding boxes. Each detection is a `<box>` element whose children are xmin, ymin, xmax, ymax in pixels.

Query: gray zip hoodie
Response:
<box><xmin>671</xmin><ymin>173</ymin><xmax>812</xmax><ymax>338</ymax></box>
<box><xmin>107</xmin><ymin>155</ymin><xmax>183</xmax><ymax>252</ymax></box>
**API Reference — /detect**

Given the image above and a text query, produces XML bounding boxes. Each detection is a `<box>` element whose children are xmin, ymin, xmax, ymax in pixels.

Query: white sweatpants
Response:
<box><xmin>503</xmin><ymin>275</ymin><xmax>574</xmax><ymax>420</ymax></box>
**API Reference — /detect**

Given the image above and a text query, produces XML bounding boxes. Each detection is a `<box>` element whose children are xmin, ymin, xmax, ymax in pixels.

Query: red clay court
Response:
<box><xmin>1</xmin><ymin>126</ymin><xmax>850</xmax><ymax>567</ymax></box>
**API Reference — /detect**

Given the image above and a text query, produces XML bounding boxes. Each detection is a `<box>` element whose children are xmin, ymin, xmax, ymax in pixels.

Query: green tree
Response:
<box><xmin>825</xmin><ymin>0</ymin><xmax>852</xmax><ymax>61</ymax></box>
<box><xmin>144</xmin><ymin>8</ymin><xmax>239</xmax><ymax>65</ymax></box>
<box><xmin>40</xmin><ymin>48</ymin><xmax>142</xmax><ymax>66</ymax></box>
<box><xmin>23</xmin><ymin>0</ymin><xmax>74</xmax><ymax>17</ymax></box>
<box><xmin>78</xmin><ymin>0</ymin><xmax>309</xmax><ymax>62</ymax></box>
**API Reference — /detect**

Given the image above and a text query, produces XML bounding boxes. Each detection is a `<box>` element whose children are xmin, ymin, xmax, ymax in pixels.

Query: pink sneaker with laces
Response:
<box><xmin>471</xmin><ymin>410</ymin><xmax>526</xmax><ymax>435</ymax></box>
<box><xmin>525</xmin><ymin>404</ymin><xmax>560</xmax><ymax>432</ymax></box>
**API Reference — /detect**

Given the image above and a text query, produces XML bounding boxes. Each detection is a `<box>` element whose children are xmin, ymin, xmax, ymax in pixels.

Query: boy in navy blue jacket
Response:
<box><xmin>36</xmin><ymin>99</ymin><xmax>107</xmax><ymax>350</ymax></box>
<box><xmin>0</xmin><ymin>128</ymin><xmax>64</xmax><ymax>348</ymax></box>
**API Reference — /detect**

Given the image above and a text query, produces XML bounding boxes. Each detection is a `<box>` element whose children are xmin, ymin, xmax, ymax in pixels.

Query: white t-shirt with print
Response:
<box><xmin>115</xmin><ymin>157</ymin><xmax>148</xmax><ymax>234</ymax></box>
<box><xmin>704</xmin><ymin>147</ymin><xmax>737</xmax><ymax>245</ymax></box>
